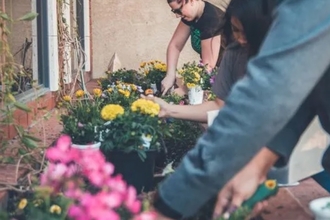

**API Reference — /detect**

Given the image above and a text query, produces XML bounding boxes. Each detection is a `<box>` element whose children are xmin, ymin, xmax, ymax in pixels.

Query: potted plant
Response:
<box><xmin>139</xmin><ymin>60</ymin><xmax>167</xmax><ymax>94</ymax></box>
<box><xmin>60</xmin><ymin>89</ymin><xmax>103</xmax><ymax>150</ymax></box>
<box><xmin>100</xmin><ymin>68</ymin><xmax>143</xmax><ymax>90</ymax></box>
<box><xmin>178</xmin><ymin>61</ymin><xmax>217</xmax><ymax>105</ymax></box>
<box><xmin>309</xmin><ymin>197</ymin><xmax>330</xmax><ymax>220</ymax></box>
<box><xmin>99</xmin><ymin>99</ymin><xmax>162</xmax><ymax>192</ymax></box>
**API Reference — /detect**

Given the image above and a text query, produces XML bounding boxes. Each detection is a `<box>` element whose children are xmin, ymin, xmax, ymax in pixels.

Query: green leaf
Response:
<box><xmin>18</xmin><ymin>148</ymin><xmax>28</xmax><ymax>155</ymax></box>
<box><xmin>0</xmin><ymin>12</ymin><xmax>10</xmax><ymax>21</ymax></box>
<box><xmin>14</xmin><ymin>102</ymin><xmax>31</xmax><ymax>112</ymax></box>
<box><xmin>23</xmin><ymin>134</ymin><xmax>42</xmax><ymax>142</ymax></box>
<box><xmin>21</xmin><ymin>137</ymin><xmax>38</xmax><ymax>149</ymax></box>
<box><xmin>17</xmin><ymin>12</ymin><xmax>39</xmax><ymax>21</ymax></box>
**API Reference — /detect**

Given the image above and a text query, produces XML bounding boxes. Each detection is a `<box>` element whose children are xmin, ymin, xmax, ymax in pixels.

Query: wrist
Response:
<box><xmin>249</xmin><ymin>147</ymin><xmax>279</xmax><ymax>177</ymax></box>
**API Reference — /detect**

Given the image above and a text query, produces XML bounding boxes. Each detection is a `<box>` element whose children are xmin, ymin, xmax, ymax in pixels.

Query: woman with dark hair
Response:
<box><xmin>161</xmin><ymin>0</ymin><xmax>228</xmax><ymax>95</ymax></box>
<box><xmin>148</xmin><ymin>0</ymin><xmax>275</xmax><ymax>123</ymax></box>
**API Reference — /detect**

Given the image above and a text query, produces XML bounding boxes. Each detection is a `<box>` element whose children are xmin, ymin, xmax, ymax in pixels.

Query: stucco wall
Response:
<box><xmin>91</xmin><ymin>0</ymin><xmax>199</xmax><ymax>78</ymax></box>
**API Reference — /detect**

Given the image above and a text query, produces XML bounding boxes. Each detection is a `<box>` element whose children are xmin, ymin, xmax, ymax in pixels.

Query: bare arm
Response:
<box><xmin>201</xmin><ymin>35</ymin><xmax>221</xmax><ymax>69</ymax></box>
<box><xmin>167</xmin><ymin>98</ymin><xmax>224</xmax><ymax>122</ymax></box>
<box><xmin>162</xmin><ymin>21</ymin><xmax>191</xmax><ymax>95</ymax></box>
<box><xmin>166</xmin><ymin>21</ymin><xmax>191</xmax><ymax>78</ymax></box>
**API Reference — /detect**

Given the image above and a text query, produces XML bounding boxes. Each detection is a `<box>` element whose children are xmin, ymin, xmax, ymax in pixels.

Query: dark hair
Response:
<box><xmin>226</xmin><ymin>0</ymin><xmax>276</xmax><ymax>56</ymax></box>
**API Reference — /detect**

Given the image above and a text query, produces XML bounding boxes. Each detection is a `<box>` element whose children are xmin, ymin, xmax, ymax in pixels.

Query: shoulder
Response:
<box><xmin>197</xmin><ymin>1</ymin><xmax>226</xmax><ymax>39</ymax></box>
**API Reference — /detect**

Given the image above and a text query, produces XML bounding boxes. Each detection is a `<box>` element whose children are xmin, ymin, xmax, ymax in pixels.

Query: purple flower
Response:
<box><xmin>78</xmin><ymin>122</ymin><xmax>84</xmax><ymax>128</ymax></box>
<box><xmin>210</xmin><ymin>75</ymin><xmax>216</xmax><ymax>84</ymax></box>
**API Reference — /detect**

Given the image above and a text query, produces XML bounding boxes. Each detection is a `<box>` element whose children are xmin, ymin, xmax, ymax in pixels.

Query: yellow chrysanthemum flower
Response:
<box><xmin>186</xmin><ymin>83</ymin><xmax>196</xmax><ymax>89</ymax></box>
<box><xmin>131</xmin><ymin>84</ymin><xmax>137</xmax><ymax>91</ymax></box>
<box><xmin>63</xmin><ymin>95</ymin><xmax>71</xmax><ymax>102</ymax></box>
<box><xmin>140</xmin><ymin>62</ymin><xmax>146</xmax><ymax>68</ymax></box>
<box><xmin>18</xmin><ymin>198</ymin><xmax>28</xmax><ymax>209</ymax></box>
<box><xmin>49</xmin><ymin>204</ymin><xmax>62</xmax><ymax>214</ymax></box>
<box><xmin>93</xmin><ymin>88</ymin><xmax>102</xmax><ymax>97</ymax></box>
<box><xmin>75</xmin><ymin>89</ymin><xmax>84</xmax><ymax>98</ymax></box>
<box><xmin>193</xmin><ymin>72</ymin><xmax>201</xmax><ymax>82</ymax></box>
<box><xmin>101</xmin><ymin>104</ymin><xmax>125</xmax><ymax>121</ymax></box>
<box><xmin>131</xmin><ymin>99</ymin><xmax>160</xmax><ymax>117</ymax></box>
<box><xmin>107</xmin><ymin>88</ymin><xmax>113</xmax><ymax>93</ymax></box>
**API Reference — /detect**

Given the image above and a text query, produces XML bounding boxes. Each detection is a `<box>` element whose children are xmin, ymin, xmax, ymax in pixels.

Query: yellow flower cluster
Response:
<box><xmin>101</xmin><ymin>104</ymin><xmax>125</xmax><ymax>121</ymax></box>
<box><xmin>93</xmin><ymin>88</ymin><xmax>102</xmax><ymax>97</ymax></box>
<box><xmin>75</xmin><ymin>89</ymin><xmax>85</xmax><ymax>98</ymax></box>
<box><xmin>116</xmin><ymin>82</ymin><xmax>137</xmax><ymax>91</ymax></box>
<box><xmin>186</xmin><ymin>83</ymin><xmax>197</xmax><ymax>89</ymax></box>
<box><xmin>178</xmin><ymin>63</ymin><xmax>203</xmax><ymax>87</ymax></box>
<box><xmin>118</xmin><ymin>89</ymin><xmax>130</xmax><ymax>98</ymax></box>
<box><xmin>18</xmin><ymin>198</ymin><xmax>28</xmax><ymax>209</ymax></box>
<box><xmin>63</xmin><ymin>95</ymin><xmax>71</xmax><ymax>102</ymax></box>
<box><xmin>50</xmin><ymin>204</ymin><xmax>62</xmax><ymax>214</ymax></box>
<box><xmin>131</xmin><ymin>99</ymin><xmax>160</xmax><ymax>117</ymax></box>
<box><xmin>139</xmin><ymin>60</ymin><xmax>167</xmax><ymax>74</ymax></box>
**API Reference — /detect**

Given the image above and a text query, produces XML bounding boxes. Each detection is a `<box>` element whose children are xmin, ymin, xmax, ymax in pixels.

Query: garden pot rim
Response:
<box><xmin>309</xmin><ymin>197</ymin><xmax>330</xmax><ymax>217</ymax></box>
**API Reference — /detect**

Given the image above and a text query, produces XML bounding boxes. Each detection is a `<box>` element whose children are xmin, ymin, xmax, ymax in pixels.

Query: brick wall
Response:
<box><xmin>6</xmin><ymin>0</ymin><xmax>33</xmax><ymax>69</ymax></box>
<box><xmin>91</xmin><ymin>0</ymin><xmax>199</xmax><ymax>78</ymax></box>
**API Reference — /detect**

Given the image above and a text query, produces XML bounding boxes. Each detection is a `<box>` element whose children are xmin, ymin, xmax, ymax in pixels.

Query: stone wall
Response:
<box><xmin>91</xmin><ymin>0</ymin><xmax>199</xmax><ymax>78</ymax></box>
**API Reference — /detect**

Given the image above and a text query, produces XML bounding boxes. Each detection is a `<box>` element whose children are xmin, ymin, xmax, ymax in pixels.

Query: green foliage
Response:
<box><xmin>138</xmin><ymin>60</ymin><xmax>167</xmax><ymax>91</ymax></box>
<box><xmin>162</xmin><ymin>119</ymin><xmax>203</xmax><ymax>166</ymax></box>
<box><xmin>9</xmin><ymin>187</ymin><xmax>72</xmax><ymax>220</ymax></box>
<box><xmin>0</xmin><ymin>9</ymin><xmax>42</xmax><ymax>165</ymax></box>
<box><xmin>178</xmin><ymin>61</ymin><xmax>217</xmax><ymax>90</ymax></box>
<box><xmin>100</xmin><ymin>111</ymin><xmax>162</xmax><ymax>161</ymax></box>
<box><xmin>101</xmin><ymin>68</ymin><xmax>143</xmax><ymax>90</ymax></box>
<box><xmin>61</xmin><ymin>97</ymin><xmax>103</xmax><ymax>145</ymax></box>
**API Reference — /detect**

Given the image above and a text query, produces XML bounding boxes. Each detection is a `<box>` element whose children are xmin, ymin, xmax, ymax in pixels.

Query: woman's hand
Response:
<box><xmin>213</xmin><ymin>163</ymin><xmax>267</xmax><ymax>219</ymax></box>
<box><xmin>141</xmin><ymin>95</ymin><xmax>171</xmax><ymax>118</ymax></box>
<box><xmin>213</xmin><ymin>148</ymin><xmax>279</xmax><ymax>219</ymax></box>
<box><xmin>161</xmin><ymin>74</ymin><xmax>176</xmax><ymax>96</ymax></box>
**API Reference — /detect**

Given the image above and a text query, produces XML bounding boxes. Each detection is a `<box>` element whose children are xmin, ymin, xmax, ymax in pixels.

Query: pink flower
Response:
<box><xmin>125</xmin><ymin>186</ymin><xmax>141</xmax><ymax>214</ymax></box>
<box><xmin>77</xmin><ymin>122</ymin><xmax>84</xmax><ymax>128</ymax></box>
<box><xmin>107</xmin><ymin>175</ymin><xmax>127</xmax><ymax>193</ymax></box>
<box><xmin>56</xmin><ymin>135</ymin><xmax>72</xmax><ymax>151</ymax></box>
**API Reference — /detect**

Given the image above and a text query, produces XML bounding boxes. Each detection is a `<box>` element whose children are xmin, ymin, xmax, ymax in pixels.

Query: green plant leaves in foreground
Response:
<box><xmin>17</xmin><ymin>12</ymin><xmax>38</xmax><ymax>21</ymax></box>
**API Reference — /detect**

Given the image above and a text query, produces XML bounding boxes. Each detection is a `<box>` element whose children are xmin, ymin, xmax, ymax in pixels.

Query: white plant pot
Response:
<box><xmin>309</xmin><ymin>197</ymin><xmax>330</xmax><ymax>220</ymax></box>
<box><xmin>188</xmin><ymin>86</ymin><xmax>204</xmax><ymax>105</ymax></box>
<box><xmin>71</xmin><ymin>142</ymin><xmax>101</xmax><ymax>150</ymax></box>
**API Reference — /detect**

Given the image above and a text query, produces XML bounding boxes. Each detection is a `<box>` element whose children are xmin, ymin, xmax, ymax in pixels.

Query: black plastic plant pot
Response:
<box><xmin>105</xmin><ymin>150</ymin><xmax>157</xmax><ymax>193</ymax></box>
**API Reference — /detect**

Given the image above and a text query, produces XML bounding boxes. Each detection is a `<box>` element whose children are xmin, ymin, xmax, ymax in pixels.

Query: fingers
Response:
<box><xmin>213</xmin><ymin>189</ymin><xmax>231</xmax><ymax>219</ymax></box>
<box><xmin>140</xmin><ymin>94</ymin><xmax>154</xmax><ymax>101</ymax></box>
<box><xmin>161</xmin><ymin>86</ymin><xmax>169</xmax><ymax>96</ymax></box>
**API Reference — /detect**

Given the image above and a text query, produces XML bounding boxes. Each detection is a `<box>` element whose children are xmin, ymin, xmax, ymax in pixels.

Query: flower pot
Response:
<box><xmin>105</xmin><ymin>150</ymin><xmax>156</xmax><ymax>193</ymax></box>
<box><xmin>309</xmin><ymin>197</ymin><xmax>330</xmax><ymax>220</ymax></box>
<box><xmin>188</xmin><ymin>86</ymin><xmax>204</xmax><ymax>105</ymax></box>
<box><xmin>71</xmin><ymin>142</ymin><xmax>101</xmax><ymax>150</ymax></box>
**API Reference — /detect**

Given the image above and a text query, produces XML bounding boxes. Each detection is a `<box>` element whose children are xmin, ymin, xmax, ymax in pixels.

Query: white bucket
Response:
<box><xmin>188</xmin><ymin>86</ymin><xmax>204</xmax><ymax>105</ymax></box>
<box><xmin>71</xmin><ymin>142</ymin><xmax>101</xmax><ymax>150</ymax></box>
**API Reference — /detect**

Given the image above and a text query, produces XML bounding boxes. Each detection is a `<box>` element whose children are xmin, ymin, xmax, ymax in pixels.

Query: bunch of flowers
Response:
<box><xmin>100</xmin><ymin>99</ymin><xmax>162</xmax><ymax>161</ymax></box>
<box><xmin>102</xmin><ymin>81</ymin><xmax>141</xmax><ymax>109</ymax></box>
<box><xmin>37</xmin><ymin>135</ymin><xmax>157</xmax><ymax>220</ymax></box>
<box><xmin>139</xmin><ymin>60</ymin><xmax>167</xmax><ymax>92</ymax></box>
<box><xmin>60</xmin><ymin>89</ymin><xmax>103</xmax><ymax>145</ymax></box>
<box><xmin>178</xmin><ymin>61</ymin><xmax>217</xmax><ymax>90</ymax></box>
<box><xmin>100</xmin><ymin>68</ymin><xmax>143</xmax><ymax>90</ymax></box>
